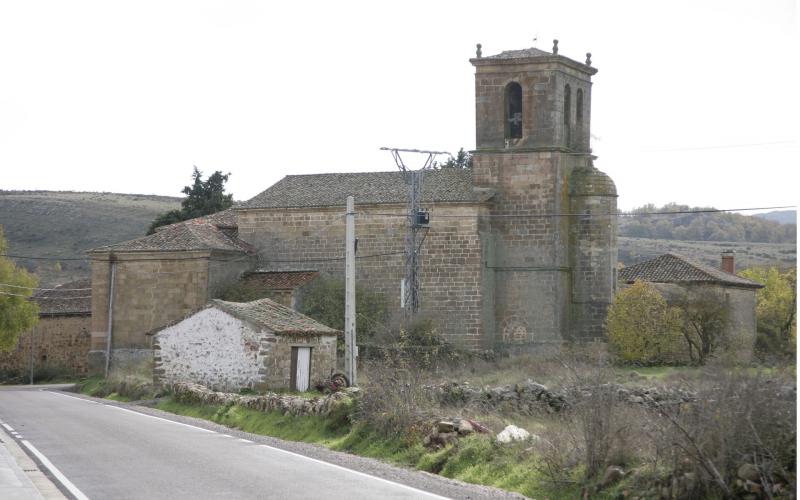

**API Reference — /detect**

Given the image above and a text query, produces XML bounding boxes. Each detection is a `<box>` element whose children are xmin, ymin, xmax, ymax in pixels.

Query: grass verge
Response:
<box><xmin>155</xmin><ymin>398</ymin><xmax>587</xmax><ymax>499</ymax></box>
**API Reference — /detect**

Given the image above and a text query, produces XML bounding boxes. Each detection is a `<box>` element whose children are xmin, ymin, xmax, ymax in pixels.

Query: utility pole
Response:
<box><xmin>380</xmin><ymin>147</ymin><xmax>448</xmax><ymax>321</ymax></box>
<box><xmin>344</xmin><ymin>196</ymin><xmax>357</xmax><ymax>386</ymax></box>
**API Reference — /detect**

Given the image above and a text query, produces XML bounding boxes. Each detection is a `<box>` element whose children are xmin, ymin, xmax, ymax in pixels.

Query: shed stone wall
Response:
<box><xmin>257</xmin><ymin>333</ymin><xmax>338</xmax><ymax>390</ymax></box>
<box><xmin>153</xmin><ymin>307</ymin><xmax>339</xmax><ymax>391</ymax></box>
<box><xmin>154</xmin><ymin>307</ymin><xmax>263</xmax><ymax>391</ymax></box>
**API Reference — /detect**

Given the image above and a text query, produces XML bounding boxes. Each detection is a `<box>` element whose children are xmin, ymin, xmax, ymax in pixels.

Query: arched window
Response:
<box><xmin>505</xmin><ymin>82</ymin><xmax>523</xmax><ymax>139</ymax></box>
<box><xmin>564</xmin><ymin>84</ymin><xmax>572</xmax><ymax>145</ymax></box>
<box><xmin>576</xmin><ymin>88</ymin><xmax>583</xmax><ymax>127</ymax></box>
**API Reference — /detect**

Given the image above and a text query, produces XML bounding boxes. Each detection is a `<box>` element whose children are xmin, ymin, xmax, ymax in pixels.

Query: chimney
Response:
<box><xmin>721</xmin><ymin>250</ymin><xmax>735</xmax><ymax>274</ymax></box>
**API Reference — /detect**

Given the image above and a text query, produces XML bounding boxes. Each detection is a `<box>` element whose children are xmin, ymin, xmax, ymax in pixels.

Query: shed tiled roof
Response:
<box><xmin>240</xmin><ymin>169</ymin><xmax>492</xmax><ymax>209</ymax></box>
<box><xmin>90</xmin><ymin>213</ymin><xmax>253</xmax><ymax>254</ymax></box>
<box><xmin>619</xmin><ymin>254</ymin><xmax>763</xmax><ymax>289</ymax></box>
<box><xmin>240</xmin><ymin>270</ymin><xmax>319</xmax><ymax>290</ymax></box>
<box><xmin>213</xmin><ymin>298</ymin><xmax>340</xmax><ymax>336</ymax></box>
<box><xmin>33</xmin><ymin>278</ymin><xmax>92</xmax><ymax>316</ymax></box>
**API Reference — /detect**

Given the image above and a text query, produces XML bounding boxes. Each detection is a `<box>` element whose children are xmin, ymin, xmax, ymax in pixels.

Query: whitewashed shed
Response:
<box><xmin>152</xmin><ymin>298</ymin><xmax>340</xmax><ymax>392</ymax></box>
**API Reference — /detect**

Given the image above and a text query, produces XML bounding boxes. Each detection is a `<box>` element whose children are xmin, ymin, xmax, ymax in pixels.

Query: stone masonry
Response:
<box><xmin>153</xmin><ymin>300</ymin><xmax>339</xmax><ymax>391</ymax></box>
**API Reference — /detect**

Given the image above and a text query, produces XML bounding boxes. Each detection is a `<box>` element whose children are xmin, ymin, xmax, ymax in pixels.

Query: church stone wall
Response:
<box><xmin>473</xmin><ymin>151</ymin><xmax>571</xmax><ymax>347</ymax></box>
<box><xmin>237</xmin><ymin>203</ymin><xmax>488</xmax><ymax>349</ymax></box>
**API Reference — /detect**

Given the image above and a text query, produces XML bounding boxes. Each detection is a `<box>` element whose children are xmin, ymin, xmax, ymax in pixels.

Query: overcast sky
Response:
<box><xmin>1</xmin><ymin>0</ymin><xmax>797</xmax><ymax>211</ymax></box>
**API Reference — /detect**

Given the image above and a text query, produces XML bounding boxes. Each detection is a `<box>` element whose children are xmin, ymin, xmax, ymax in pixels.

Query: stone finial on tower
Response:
<box><xmin>585</xmin><ymin>52</ymin><xmax>592</xmax><ymax>66</ymax></box>
<box><xmin>552</xmin><ymin>39</ymin><xmax>559</xmax><ymax>54</ymax></box>
<box><xmin>476</xmin><ymin>43</ymin><xmax>482</xmax><ymax>58</ymax></box>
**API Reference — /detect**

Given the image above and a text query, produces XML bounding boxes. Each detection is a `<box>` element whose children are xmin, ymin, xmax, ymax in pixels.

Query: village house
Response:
<box><xmin>151</xmin><ymin>298</ymin><xmax>340</xmax><ymax>392</ymax></box>
<box><xmin>618</xmin><ymin>251</ymin><xmax>763</xmax><ymax>361</ymax></box>
<box><xmin>88</xmin><ymin>43</ymin><xmax>618</xmax><ymax>373</ymax></box>
<box><xmin>0</xmin><ymin>279</ymin><xmax>92</xmax><ymax>381</ymax></box>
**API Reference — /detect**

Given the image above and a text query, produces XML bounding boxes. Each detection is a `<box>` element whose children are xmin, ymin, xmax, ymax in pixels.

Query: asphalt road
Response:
<box><xmin>0</xmin><ymin>389</ymin><xmax>462</xmax><ymax>500</ymax></box>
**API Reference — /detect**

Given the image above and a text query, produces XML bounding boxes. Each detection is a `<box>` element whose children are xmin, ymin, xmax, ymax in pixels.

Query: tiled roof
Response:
<box><xmin>90</xmin><ymin>215</ymin><xmax>254</xmax><ymax>254</ymax></box>
<box><xmin>213</xmin><ymin>298</ymin><xmax>340</xmax><ymax>336</ymax></box>
<box><xmin>481</xmin><ymin>47</ymin><xmax>553</xmax><ymax>60</ymax></box>
<box><xmin>33</xmin><ymin>278</ymin><xmax>92</xmax><ymax>316</ymax></box>
<box><xmin>240</xmin><ymin>270</ymin><xmax>319</xmax><ymax>290</ymax></box>
<box><xmin>154</xmin><ymin>208</ymin><xmax>238</xmax><ymax>232</ymax></box>
<box><xmin>619</xmin><ymin>254</ymin><xmax>763</xmax><ymax>289</ymax></box>
<box><xmin>240</xmin><ymin>169</ymin><xmax>492</xmax><ymax>209</ymax></box>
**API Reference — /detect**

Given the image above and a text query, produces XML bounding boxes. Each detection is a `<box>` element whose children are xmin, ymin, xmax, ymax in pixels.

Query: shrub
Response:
<box><xmin>298</xmin><ymin>274</ymin><xmax>387</xmax><ymax>342</ymax></box>
<box><xmin>740</xmin><ymin>266</ymin><xmax>797</xmax><ymax>359</ymax></box>
<box><xmin>356</xmin><ymin>357</ymin><xmax>437</xmax><ymax>437</ymax></box>
<box><xmin>607</xmin><ymin>281</ymin><xmax>684</xmax><ymax>364</ymax></box>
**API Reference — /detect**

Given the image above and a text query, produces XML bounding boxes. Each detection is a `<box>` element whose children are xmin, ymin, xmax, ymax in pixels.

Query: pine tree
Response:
<box><xmin>147</xmin><ymin>167</ymin><xmax>234</xmax><ymax>234</ymax></box>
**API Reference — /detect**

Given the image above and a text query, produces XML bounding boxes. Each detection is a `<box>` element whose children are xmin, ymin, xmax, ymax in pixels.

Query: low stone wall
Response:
<box><xmin>0</xmin><ymin>315</ymin><xmax>91</xmax><ymax>380</ymax></box>
<box><xmin>428</xmin><ymin>380</ymin><xmax>699</xmax><ymax>413</ymax></box>
<box><xmin>169</xmin><ymin>382</ymin><xmax>357</xmax><ymax>417</ymax></box>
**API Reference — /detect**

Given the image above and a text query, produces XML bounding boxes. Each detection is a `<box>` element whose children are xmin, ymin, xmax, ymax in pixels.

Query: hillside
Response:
<box><xmin>1</xmin><ymin>192</ymin><xmax>795</xmax><ymax>288</ymax></box>
<box><xmin>0</xmin><ymin>191</ymin><xmax>180</xmax><ymax>286</ymax></box>
<box><xmin>619</xmin><ymin>203</ymin><xmax>796</xmax><ymax>243</ymax></box>
<box><xmin>754</xmin><ymin>210</ymin><xmax>797</xmax><ymax>225</ymax></box>
<box><xmin>619</xmin><ymin>237</ymin><xmax>796</xmax><ymax>270</ymax></box>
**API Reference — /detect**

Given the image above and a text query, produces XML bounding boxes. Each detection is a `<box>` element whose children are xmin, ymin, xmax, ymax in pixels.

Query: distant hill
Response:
<box><xmin>0</xmin><ymin>191</ymin><xmax>180</xmax><ymax>286</ymax></box>
<box><xmin>619</xmin><ymin>237</ymin><xmax>796</xmax><ymax>271</ymax></box>
<box><xmin>1</xmin><ymin>192</ymin><xmax>794</xmax><ymax>288</ymax></box>
<box><xmin>753</xmin><ymin>210</ymin><xmax>797</xmax><ymax>225</ymax></box>
<box><xmin>619</xmin><ymin>203</ymin><xmax>796</xmax><ymax>243</ymax></box>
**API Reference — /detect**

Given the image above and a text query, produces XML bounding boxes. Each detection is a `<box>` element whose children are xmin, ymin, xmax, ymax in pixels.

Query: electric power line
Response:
<box><xmin>358</xmin><ymin>205</ymin><xmax>797</xmax><ymax>219</ymax></box>
<box><xmin>0</xmin><ymin>205</ymin><xmax>793</xmax><ymax>263</ymax></box>
<box><xmin>0</xmin><ymin>290</ymin><xmax>92</xmax><ymax>299</ymax></box>
<box><xmin>640</xmin><ymin>140</ymin><xmax>797</xmax><ymax>153</ymax></box>
<box><xmin>0</xmin><ymin>283</ymin><xmax>92</xmax><ymax>291</ymax></box>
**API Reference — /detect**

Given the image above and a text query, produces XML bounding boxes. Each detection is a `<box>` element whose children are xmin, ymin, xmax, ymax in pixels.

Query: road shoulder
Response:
<box><xmin>0</xmin><ymin>424</ymin><xmax>66</xmax><ymax>499</ymax></box>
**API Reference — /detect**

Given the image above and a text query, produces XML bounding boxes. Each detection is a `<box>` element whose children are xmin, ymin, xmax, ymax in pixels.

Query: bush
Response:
<box><xmin>607</xmin><ymin>282</ymin><xmax>684</xmax><ymax>365</ymax></box>
<box><xmin>740</xmin><ymin>266</ymin><xmax>797</xmax><ymax>359</ymax></box>
<box><xmin>298</xmin><ymin>274</ymin><xmax>387</xmax><ymax>342</ymax></box>
<box><xmin>356</xmin><ymin>357</ymin><xmax>437</xmax><ymax>437</ymax></box>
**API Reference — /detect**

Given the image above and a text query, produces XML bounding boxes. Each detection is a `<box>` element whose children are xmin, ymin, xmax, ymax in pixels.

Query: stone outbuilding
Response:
<box><xmin>152</xmin><ymin>298</ymin><xmax>340</xmax><ymax>392</ymax></box>
<box><xmin>0</xmin><ymin>279</ymin><xmax>92</xmax><ymax>381</ymax></box>
<box><xmin>87</xmin><ymin>209</ymin><xmax>256</xmax><ymax>373</ymax></box>
<box><xmin>618</xmin><ymin>252</ymin><xmax>763</xmax><ymax>361</ymax></box>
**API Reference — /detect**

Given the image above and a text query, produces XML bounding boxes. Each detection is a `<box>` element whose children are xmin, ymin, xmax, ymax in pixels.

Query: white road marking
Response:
<box><xmin>46</xmin><ymin>391</ymin><xmax>450</xmax><ymax>499</ymax></box>
<box><xmin>48</xmin><ymin>391</ymin><xmax>99</xmax><ymax>404</ymax></box>
<box><xmin>46</xmin><ymin>391</ymin><xmax>216</xmax><ymax>434</ymax></box>
<box><xmin>103</xmin><ymin>404</ymin><xmax>217</xmax><ymax>433</ymax></box>
<box><xmin>2</xmin><ymin>423</ymin><xmax>14</xmax><ymax>432</ymax></box>
<box><xmin>21</xmin><ymin>439</ymin><xmax>90</xmax><ymax>500</ymax></box>
<box><xmin>257</xmin><ymin>445</ymin><xmax>451</xmax><ymax>499</ymax></box>
<box><xmin>237</xmin><ymin>438</ymin><xmax>253</xmax><ymax>443</ymax></box>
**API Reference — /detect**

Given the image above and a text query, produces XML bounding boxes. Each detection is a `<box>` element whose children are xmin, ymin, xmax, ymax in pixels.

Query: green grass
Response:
<box><xmin>155</xmin><ymin>398</ymin><xmax>587</xmax><ymax>499</ymax></box>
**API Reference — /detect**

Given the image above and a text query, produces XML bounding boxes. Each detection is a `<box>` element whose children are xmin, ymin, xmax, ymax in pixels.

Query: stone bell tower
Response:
<box><xmin>471</xmin><ymin>41</ymin><xmax>617</xmax><ymax>348</ymax></box>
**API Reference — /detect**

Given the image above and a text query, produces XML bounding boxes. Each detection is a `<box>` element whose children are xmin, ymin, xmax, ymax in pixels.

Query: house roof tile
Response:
<box><xmin>213</xmin><ymin>298</ymin><xmax>340</xmax><ymax>336</ymax></box>
<box><xmin>239</xmin><ymin>169</ymin><xmax>492</xmax><ymax>209</ymax></box>
<box><xmin>89</xmin><ymin>211</ymin><xmax>253</xmax><ymax>254</ymax></box>
<box><xmin>33</xmin><ymin>278</ymin><xmax>92</xmax><ymax>316</ymax></box>
<box><xmin>619</xmin><ymin>253</ymin><xmax>763</xmax><ymax>289</ymax></box>
<box><xmin>240</xmin><ymin>270</ymin><xmax>319</xmax><ymax>290</ymax></box>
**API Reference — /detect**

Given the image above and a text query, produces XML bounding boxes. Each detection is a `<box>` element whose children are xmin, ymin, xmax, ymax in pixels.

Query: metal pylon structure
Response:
<box><xmin>380</xmin><ymin>147</ymin><xmax>449</xmax><ymax>320</ymax></box>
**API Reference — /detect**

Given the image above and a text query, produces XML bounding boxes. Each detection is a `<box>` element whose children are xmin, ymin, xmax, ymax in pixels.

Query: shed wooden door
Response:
<box><xmin>291</xmin><ymin>347</ymin><xmax>312</xmax><ymax>392</ymax></box>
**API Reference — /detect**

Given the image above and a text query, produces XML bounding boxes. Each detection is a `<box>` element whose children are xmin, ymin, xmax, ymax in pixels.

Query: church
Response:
<box><xmin>87</xmin><ymin>42</ymin><xmax>618</xmax><ymax>371</ymax></box>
